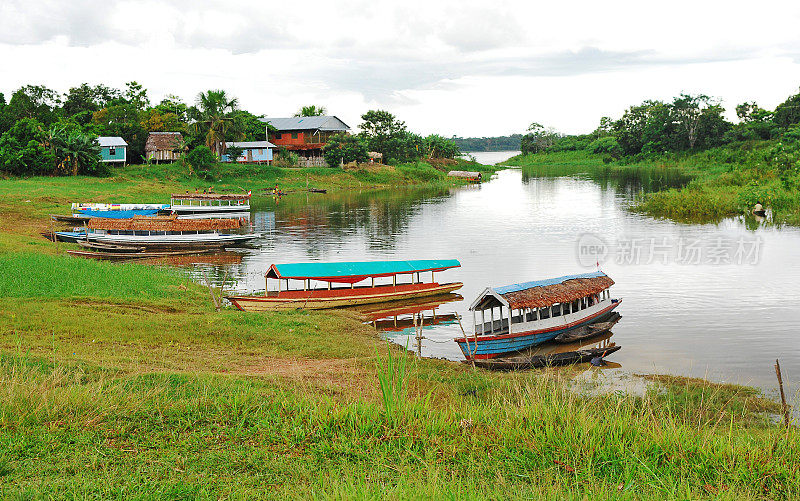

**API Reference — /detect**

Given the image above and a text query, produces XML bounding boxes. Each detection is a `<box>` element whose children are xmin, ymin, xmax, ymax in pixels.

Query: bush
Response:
<box><xmin>587</xmin><ymin>137</ymin><xmax>622</xmax><ymax>159</ymax></box>
<box><xmin>186</xmin><ymin>145</ymin><xmax>217</xmax><ymax>179</ymax></box>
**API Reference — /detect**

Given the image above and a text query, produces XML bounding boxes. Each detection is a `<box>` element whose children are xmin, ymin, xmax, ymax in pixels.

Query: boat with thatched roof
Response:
<box><xmin>226</xmin><ymin>259</ymin><xmax>463</xmax><ymax>311</ymax></box>
<box><xmin>170</xmin><ymin>192</ymin><xmax>251</xmax><ymax>214</ymax></box>
<box><xmin>81</xmin><ymin>215</ymin><xmax>258</xmax><ymax>249</ymax></box>
<box><xmin>455</xmin><ymin>271</ymin><xmax>621</xmax><ymax>360</ymax></box>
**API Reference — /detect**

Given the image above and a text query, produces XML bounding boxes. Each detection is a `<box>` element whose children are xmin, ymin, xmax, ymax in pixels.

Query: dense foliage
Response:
<box><xmin>323</xmin><ymin>133</ymin><xmax>369</xmax><ymax>166</ymax></box>
<box><xmin>450</xmin><ymin>134</ymin><xmax>521</xmax><ymax>152</ymax></box>
<box><xmin>0</xmin><ymin>82</ymin><xmax>460</xmax><ymax>175</ymax></box>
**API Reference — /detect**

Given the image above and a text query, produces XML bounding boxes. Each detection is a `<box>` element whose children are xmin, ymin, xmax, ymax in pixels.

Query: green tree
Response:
<box><xmin>47</xmin><ymin>122</ymin><xmax>102</xmax><ymax>176</ymax></box>
<box><xmin>774</xmin><ymin>89</ymin><xmax>800</xmax><ymax>128</ymax></box>
<box><xmin>423</xmin><ymin>134</ymin><xmax>460</xmax><ymax>159</ymax></box>
<box><xmin>6</xmin><ymin>85</ymin><xmax>61</xmax><ymax>125</ymax></box>
<box><xmin>187</xmin><ymin>145</ymin><xmax>218</xmax><ymax>179</ymax></box>
<box><xmin>0</xmin><ymin>118</ymin><xmax>56</xmax><ymax>175</ymax></box>
<box><xmin>294</xmin><ymin>105</ymin><xmax>326</xmax><ymax>117</ymax></box>
<box><xmin>123</xmin><ymin>81</ymin><xmax>149</xmax><ymax>111</ymax></box>
<box><xmin>323</xmin><ymin>133</ymin><xmax>368</xmax><ymax>166</ymax></box>
<box><xmin>231</xmin><ymin>110</ymin><xmax>268</xmax><ymax>141</ymax></box>
<box><xmin>520</xmin><ymin>123</ymin><xmax>558</xmax><ymax>154</ymax></box>
<box><xmin>358</xmin><ymin>110</ymin><xmax>421</xmax><ymax>163</ymax></box>
<box><xmin>191</xmin><ymin>90</ymin><xmax>240</xmax><ymax>157</ymax></box>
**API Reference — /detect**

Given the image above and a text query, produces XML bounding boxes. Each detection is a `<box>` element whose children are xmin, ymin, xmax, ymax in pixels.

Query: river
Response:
<box><xmin>197</xmin><ymin>151</ymin><xmax>799</xmax><ymax>392</ymax></box>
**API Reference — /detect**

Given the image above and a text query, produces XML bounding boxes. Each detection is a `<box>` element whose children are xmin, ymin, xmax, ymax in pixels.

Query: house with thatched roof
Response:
<box><xmin>145</xmin><ymin>132</ymin><xmax>185</xmax><ymax>163</ymax></box>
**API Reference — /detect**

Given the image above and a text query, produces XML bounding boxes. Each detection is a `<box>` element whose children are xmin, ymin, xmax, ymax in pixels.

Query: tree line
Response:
<box><xmin>0</xmin><ymin>82</ymin><xmax>461</xmax><ymax>177</ymax></box>
<box><xmin>520</xmin><ymin>89</ymin><xmax>800</xmax><ymax>160</ymax></box>
<box><xmin>450</xmin><ymin>135</ymin><xmax>522</xmax><ymax>152</ymax></box>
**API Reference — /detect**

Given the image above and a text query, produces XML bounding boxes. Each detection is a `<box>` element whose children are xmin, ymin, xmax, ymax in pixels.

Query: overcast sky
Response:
<box><xmin>2</xmin><ymin>0</ymin><xmax>800</xmax><ymax>137</ymax></box>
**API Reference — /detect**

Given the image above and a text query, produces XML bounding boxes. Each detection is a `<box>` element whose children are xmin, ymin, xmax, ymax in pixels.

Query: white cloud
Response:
<box><xmin>1</xmin><ymin>0</ymin><xmax>800</xmax><ymax>136</ymax></box>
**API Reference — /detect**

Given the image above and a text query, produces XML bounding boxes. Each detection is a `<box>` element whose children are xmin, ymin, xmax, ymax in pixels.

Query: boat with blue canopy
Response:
<box><xmin>226</xmin><ymin>259</ymin><xmax>463</xmax><ymax>311</ymax></box>
<box><xmin>455</xmin><ymin>271</ymin><xmax>621</xmax><ymax>360</ymax></box>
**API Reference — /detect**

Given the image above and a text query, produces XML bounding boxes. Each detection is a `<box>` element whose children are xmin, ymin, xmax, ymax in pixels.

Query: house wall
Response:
<box><xmin>269</xmin><ymin>130</ymin><xmax>310</xmax><ymax>146</ymax></box>
<box><xmin>221</xmin><ymin>147</ymin><xmax>274</xmax><ymax>163</ymax></box>
<box><xmin>147</xmin><ymin>150</ymin><xmax>180</xmax><ymax>162</ymax></box>
<box><xmin>100</xmin><ymin>146</ymin><xmax>126</xmax><ymax>163</ymax></box>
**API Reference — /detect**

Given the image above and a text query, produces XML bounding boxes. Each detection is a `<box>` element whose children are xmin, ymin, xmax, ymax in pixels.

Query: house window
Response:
<box><xmin>274</xmin><ymin>133</ymin><xmax>282</xmax><ymax>140</ymax></box>
<box><xmin>291</xmin><ymin>132</ymin><xmax>298</xmax><ymax>139</ymax></box>
<box><xmin>109</xmin><ymin>147</ymin><xmax>116</xmax><ymax>156</ymax></box>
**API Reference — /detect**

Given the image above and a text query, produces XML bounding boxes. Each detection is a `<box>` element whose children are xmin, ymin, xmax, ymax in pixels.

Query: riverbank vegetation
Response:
<box><xmin>0</xmin><ymin>83</ymin><xmax>463</xmax><ymax>177</ymax></box>
<box><xmin>508</xmin><ymin>88</ymin><xmax>800</xmax><ymax>224</ymax></box>
<box><xmin>451</xmin><ymin>134</ymin><xmax>522</xmax><ymax>152</ymax></box>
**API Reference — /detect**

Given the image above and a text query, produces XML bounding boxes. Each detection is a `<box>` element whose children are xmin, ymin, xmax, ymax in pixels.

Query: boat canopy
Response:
<box><xmin>266</xmin><ymin>259</ymin><xmax>461</xmax><ymax>284</ymax></box>
<box><xmin>470</xmin><ymin>271</ymin><xmax>614</xmax><ymax>310</ymax></box>
<box><xmin>171</xmin><ymin>193</ymin><xmax>251</xmax><ymax>200</ymax></box>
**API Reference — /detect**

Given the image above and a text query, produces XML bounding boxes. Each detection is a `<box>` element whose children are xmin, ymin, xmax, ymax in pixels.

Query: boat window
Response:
<box><xmin>526</xmin><ymin>309</ymin><xmax>535</xmax><ymax>322</ymax></box>
<box><xmin>539</xmin><ymin>307</ymin><xmax>550</xmax><ymax>319</ymax></box>
<box><xmin>552</xmin><ymin>304</ymin><xmax>562</xmax><ymax>317</ymax></box>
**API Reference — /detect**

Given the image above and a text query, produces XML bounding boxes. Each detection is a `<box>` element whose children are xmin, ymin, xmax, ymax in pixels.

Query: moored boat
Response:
<box><xmin>455</xmin><ymin>271</ymin><xmax>621</xmax><ymax>360</ymax></box>
<box><xmin>226</xmin><ymin>259</ymin><xmax>463</xmax><ymax>311</ymax></box>
<box><xmin>169</xmin><ymin>192</ymin><xmax>251</xmax><ymax>214</ymax></box>
<box><xmin>83</xmin><ymin>215</ymin><xmax>258</xmax><ymax>249</ymax></box>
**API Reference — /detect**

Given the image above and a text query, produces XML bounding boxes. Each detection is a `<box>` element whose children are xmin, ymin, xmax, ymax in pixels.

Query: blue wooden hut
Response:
<box><xmin>98</xmin><ymin>137</ymin><xmax>128</xmax><ymax>164</ymax></box>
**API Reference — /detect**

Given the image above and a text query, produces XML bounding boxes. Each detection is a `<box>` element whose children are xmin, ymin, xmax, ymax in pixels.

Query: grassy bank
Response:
<box><xmin>504</xmin><ymin>144</ymin><xmax>800</xmax><ymax>224</ymax></box>
<box><xmin>0</xmin><ymin>168</ymin><xmax>798</xmax><ymax>498</ymax></box>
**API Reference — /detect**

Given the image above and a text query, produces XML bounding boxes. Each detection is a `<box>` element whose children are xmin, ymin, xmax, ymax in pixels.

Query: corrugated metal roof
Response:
<box><xmin>266</xmin><ymin>259</ymin><xmax>460</xmax><ymax>281</ymax></box>
<box><xmin>494</xmin><ymin>271</ymin><xmax>608</xmax><ymax>295</ymax></box>
<box><xmin>261</xmin><ymin>116</ymin><xmax>350</xmax><ymax>132</ymax></box>
<box><xmin>225</xmin><ymin>141</ymin><xmax>277</xmax><ymax>149</ymax></box>
<box><xmin>98</xmin><ymin>136</ymin><xmax>127</xmax><ymax>147</ymax></box>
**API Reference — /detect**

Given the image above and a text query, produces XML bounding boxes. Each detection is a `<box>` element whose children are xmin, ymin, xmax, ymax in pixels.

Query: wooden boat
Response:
<box><xmin>308</xmin><ymin>188</ymin><xmax>327</xmax><ymax>194</ymax></box>
<box><xmin>51</xmin><ymin>214</ymin><xmax>91</xmax><ymax>224</ymax></box>
<box><xmin>553</xmin><ymin>312</ymin><xmax>621</xmax><ymax>343</ymax></box>
<box><xmin>169</xmin><ymin>192</ymin><xmax>251</xmax><ymax>214</ymax></box>
<box><xmin>455</xmin><ymin>271</ymin><xmax>621</xmax><ymax>360</ymax></box>
<box><xmin>226</xmin><ymin>259</ymin><xmax>463</xmax><ymax>311</ymax></box>
<box><xmin>82</xmin><ymin>215</ymin><xmax>258</xmax><ymax>249</ymax></box>
<box><xmin>472</xmin><ymin>345</ymin><xmax>621</xmax><ymax>370</ymax></box>
<box><xmin>67</xmin><ymin>248</ymin><xmax>212</xmax><ymax>261</ymax></box>
<box><xmin>50</xmin><ymin>231</ymin><xmax>88</xmax><ymax>243</ymax></box>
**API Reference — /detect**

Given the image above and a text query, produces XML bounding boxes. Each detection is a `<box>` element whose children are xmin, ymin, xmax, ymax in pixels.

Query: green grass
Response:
<box><xmin>504</xmin><ymin>146</ymin><xmax>800</xmax><ymax>224</ymax></box>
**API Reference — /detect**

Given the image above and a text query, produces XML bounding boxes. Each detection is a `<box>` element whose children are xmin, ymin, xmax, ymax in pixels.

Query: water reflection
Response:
<box><xmin>187</xmin><ymin>169</ymin><xmax>800</xmax><ymax>391</ymax></box>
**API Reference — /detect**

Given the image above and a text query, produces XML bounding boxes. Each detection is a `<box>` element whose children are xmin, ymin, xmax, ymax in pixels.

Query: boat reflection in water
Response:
<box><xmin>471</xmin><ymin>331</ymin><xmax>621</xmax><ymax>371</ymax></box>
<box><xmin>355</xmin><ymin>293</ymin><xmax>463</xmax><ymax>356</ymax></box>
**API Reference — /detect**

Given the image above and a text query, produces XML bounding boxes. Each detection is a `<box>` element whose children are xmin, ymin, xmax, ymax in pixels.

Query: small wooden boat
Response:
<box><xmin>308</xmin><ymin>188</ymin><xmax>327</xmax><ymax>194</ymax></box>
<box><xmin>83</xmin><ymin>215</ymin><xmax>258</xmax><ymax>249</ymax></box>
<box><xmin>455</xmin><ymin>271</ymin><xmax>621</xmax><ymax>360</ymax></box>
<box><xmin>170</xmin><ymin>192</ymin><xmax>251</xmax><ymax>214</ymax></box>
<box><xmin>472</xmin><ymin>345</ymin><xmax>621</xmax><ymax>370</ymax></box>
<box><xmin>226</xmin><ymin>260</ymin><xmax>463</xmax><ymax>311</ymax></box>
<box><xmin>77</xmin><ymin>241</ymin><xmax>145</xmax><ymax>252</ymax></box>
<box><xmin>553</xmin><ymin>312</ymin><xmax>621</xmax><ymax>343</ymax></box>
<box><xmin>67</xmin><ymin>249</ymin><xmax>213</xmax><ymax>261</ymax></box>
<box><xmin>51</xmin><ymin>214</ymin><xmax>91</xmax><ymax>224</ymax></box>
<box><xmin>50</xmin><ymin>231</ymin><xmax>88</xmax><ymax>243</ymax></box>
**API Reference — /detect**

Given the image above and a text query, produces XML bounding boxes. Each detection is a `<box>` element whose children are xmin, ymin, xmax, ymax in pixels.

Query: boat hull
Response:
<box><xmin>226</xmin><ymin>282</ymin><xmax>464</xmax><ymax>311</ymax></box>
<box><xmin>86</xmin><ymin>233</ymin><xmax>258</xmax><ymax>249</ymax></box>
<box><xmin>456</xmin><ymin>301</ymin><xmax>621</xmax><ymax>360</ymax></box>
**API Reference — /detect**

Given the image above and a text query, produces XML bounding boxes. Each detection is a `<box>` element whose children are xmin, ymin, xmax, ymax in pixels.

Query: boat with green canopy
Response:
<box><xmin>226</xmin><ymin>259</ymin><xmax>463</xmax><ymax>311</ymax></box>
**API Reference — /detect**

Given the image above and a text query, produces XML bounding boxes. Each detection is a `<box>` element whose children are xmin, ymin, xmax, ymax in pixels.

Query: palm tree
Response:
<box><xmin>192</xmin><ymin>90</ymin><xmax>240</xmax><ymax>156</ymax></box>
<box><xmin>46</xmin><ymin>124</ymin><xmax>101</xmax><ymax>175</ymax></box>
<box><xmin>294</xmin><ymin>105</ymin><xmax>326</xmax><ymax>117</ymax></box>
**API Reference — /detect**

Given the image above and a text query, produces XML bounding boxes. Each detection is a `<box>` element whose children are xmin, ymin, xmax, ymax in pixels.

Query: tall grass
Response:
<box><xmin>0</xmin><ymin>354</ymin><xmax>796</xmax><ymax>498</ymax></box>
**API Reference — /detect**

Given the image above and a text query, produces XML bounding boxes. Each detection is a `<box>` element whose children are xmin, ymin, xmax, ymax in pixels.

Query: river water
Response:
<box><xmin>196</xmin><ymin>151</ymin><xmax>799</xmax><ymax>392</ymax></box>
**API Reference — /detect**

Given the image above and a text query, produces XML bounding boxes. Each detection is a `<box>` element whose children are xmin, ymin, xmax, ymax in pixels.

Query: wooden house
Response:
<box><xmin>220</xmin><ymin>141</ymin><xmax>277</xmax><ymax>164</ymax></box>
<box><xmin>261</xmin><ymin>116</ymin><xmax>349</xmax><ymax>165</ymax></box>
<box><xmin>98</xmin><ymin>137</ymin><xmax>127</xmax><ymax>164</ymax></box>
<box><xmin>145</xmin><ymin>132</ymin><xmax>185</xmax><ymax>163</ymax></box>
